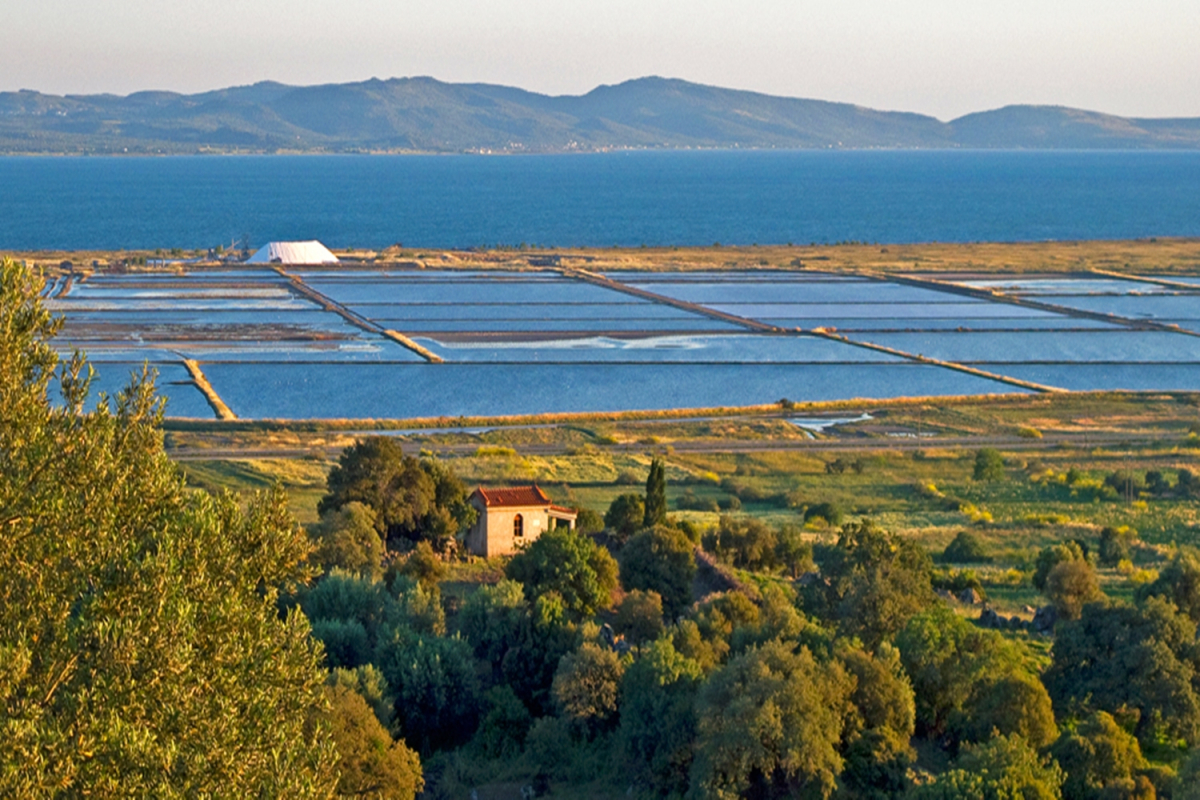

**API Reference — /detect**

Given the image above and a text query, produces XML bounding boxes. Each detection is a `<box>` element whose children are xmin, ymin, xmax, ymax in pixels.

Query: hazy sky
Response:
<box><xmin>4</xmin><ymin>0</ymin><xmax>1198</xmax><ymax>119</ymax></box>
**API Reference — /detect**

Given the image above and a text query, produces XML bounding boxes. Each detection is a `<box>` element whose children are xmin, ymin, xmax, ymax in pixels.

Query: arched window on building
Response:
<box><xmin>513</xmin><ymin>513</ymin><xmax>524</xmax><ymax>538</ymax></box>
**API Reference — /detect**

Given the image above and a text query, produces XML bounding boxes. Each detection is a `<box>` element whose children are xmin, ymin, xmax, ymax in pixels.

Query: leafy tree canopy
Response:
<box><xmin>1098</xmin><ymin>526</ymin><xmax>1135</xmax><ymax>568</ymax></box>
<box><xmin>374</xmin><ymin>627</ymin><xmax>481</xmax><ymax>756</ymax></box>
<box><xmin>319</xmin><ymin>439</ymin><xmax>475</xmax><ymax>547</ymax></box>
<box><xmin>619</xmin><ymin>524</ymin><xmax>697</xmax><ymax>618</ymax></box>
<box><xmin>907</xmin><ymin>733</ymin><xmax>1064</xmax><ymax>800</ymax></box>
<box><xmin>311</xmin><ymin>500</ymin><xmax>385</xmax><ymax>580</ymax></box>
<box><xmin>691</xmin><ymin>640</ymin><xmax>854</xmax><ymax>800</ymax></box>
<box><xmin>1034</xmin><ymin>541</ymin><xmax>1088</xmax><ymax>592</ymax></box>
<box><xmin>840</xmin><ymin>643</ymin><xmax>918</xmax><ymax>798</ymax></box>
<box><xmin>1043</xmin><ymin>596</ymin><xmax>1200</xmax><ymax>748</ymax></box>
<box><xmin>1044</xmin><ymin>559</ymin><xmax>1106</xmax><ymax>621</ymax></box>
<box><xmin>605</xmin><ymin>493</ymin><xmax>645</xmax><ymax>542</ymax></box>
<box><xmin>323</xmin><ymin>684</ymin><xmax>423</xmax><ymax>799</ymax></box>
<box><xmin>1137</xmin><ymin>545</ymin><xmax>1200</xmax><ymax>623</ymax></box>
<box><xmin>552</xmin><ymin>641</ymin><xmax>625</xmax><ymax>731</ymax></box>
<box><xmin>505</xmin><ymin>527</ymin><xmax>618</xmax><ymax>620</ymax></box>
<box><xmin>703</xmin><ymin>515</ymin><xmax>779</xmax><ymax>572</ymax></box>
<box><xmin>776</xmin><ymin>523</ymin><xmax>815</xmax><ymax>579</ymax></box>
<box><xmin>811</xmin><ymin>520</ymin><xmax>937</xmax><ymax>648</ymax></box>
<box><xmin>896</xmin><ymin>605</ymin><xmax>1043</xmax><ymax>740</ymax></box>
<box><xmin>0</xmin><ymin>257</ymin><xmax>337</xmax><ymax>795</ymax></box>
<box><xmin>614</xmin><ymin>589</ymin><xmax>666</xmax><ymax>646</ymax></box>
<box><xmin>1050</xmin><ymin>711</ymin><xmax>1146</xmax><ymax>800</ymax></box>
<box><xmin>618</xmin><ymin>636</ymin><xmax>702</xmax><ymax>797</ymax></box>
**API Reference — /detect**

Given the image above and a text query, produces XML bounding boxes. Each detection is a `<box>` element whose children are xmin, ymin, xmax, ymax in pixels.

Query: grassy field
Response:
<box><xmin>171</xmin><ymin>390</ymin><xmax>1200</xmax><ymax>618</ymax></box>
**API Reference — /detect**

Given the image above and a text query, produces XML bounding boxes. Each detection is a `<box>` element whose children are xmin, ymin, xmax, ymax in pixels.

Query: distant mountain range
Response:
<box><xmin>3</xmin><ymin>76</ymin><xmax>1200</xmax><ymax>154</ymax></box>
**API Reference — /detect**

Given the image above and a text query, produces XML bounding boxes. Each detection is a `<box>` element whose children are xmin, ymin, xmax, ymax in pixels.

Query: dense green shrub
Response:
<box><xmin>605</xmin><ymin>493</ymin><xmax>645</xmax><ymax>540</ymax></box>
<box><xmin>810</xmin><ymin>520</ymin><xmax>936</xmax><ymax>648</ymax></box>
<box><xmin>805</xmin><ymin>501</ymin><xmax>845</xmax><ymax>526</ymax></box>
<box><xmin>506</xmin><ymin>527</ymin><xmax>619</xmax><ymax>620</ymax></box>
<box><xmin>310</xmin><ymin>501</ymin><xmax>385</xmax><ymax>580</ymax></box>
<box><xmin>942</xmin><ymin>530</ymin><xmax>992</xmax><ymax>563</ymax></box>
<box><xmin>619</xmin><ymin>525</ymin><xmax>696</xmax><ymax>618</ymax></box>
<box><xmin>702</xmin><ymin>515</ymin><xmax>778</xmax><ymax>571</ymax></box>
<box><xmin>613</xmin><ymin>589</ymin><xmax>666</xmax><ymax>645</ymax></box>
<box><xmin>974</xmin><ymin>448</ymin><xmax>1006</xmax><ymax>482</ymax></box>
<box><xmin>1044</xmin><ymin>596</ymin><xmax>1200</xmax><ymax>748</ymax></box>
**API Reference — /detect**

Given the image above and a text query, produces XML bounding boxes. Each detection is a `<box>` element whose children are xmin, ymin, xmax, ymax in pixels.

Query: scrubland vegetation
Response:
<box><xmin>16</xmin><ymin>235</ymin><xmax>1200</xmax><ymax>280</ymax></box>
<box><xmin>12</xmin><ymin>253</ymin><xmax>1200</xmax><ymax>799</ymax></box>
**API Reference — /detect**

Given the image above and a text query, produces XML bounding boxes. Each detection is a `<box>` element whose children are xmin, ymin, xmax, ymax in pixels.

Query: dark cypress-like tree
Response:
<box><xmin>644</xmin><ymin>457</ymin><xmax>668</xmax><ymax>528</ymax></box>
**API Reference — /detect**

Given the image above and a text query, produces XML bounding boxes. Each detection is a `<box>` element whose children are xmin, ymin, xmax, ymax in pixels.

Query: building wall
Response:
<box><xmin>466</xmin><ymin>502</ymin><xmax>551</xmax><ymax>557</ymax></box>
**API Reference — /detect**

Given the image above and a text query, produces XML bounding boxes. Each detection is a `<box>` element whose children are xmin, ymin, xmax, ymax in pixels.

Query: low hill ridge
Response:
<box><xmin>2</xmin><ymin>76</ymin><xmax>1197</xmax><ymax>154</ymax></box>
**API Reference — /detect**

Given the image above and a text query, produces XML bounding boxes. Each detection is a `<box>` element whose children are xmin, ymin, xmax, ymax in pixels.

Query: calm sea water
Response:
<box><xmin>3</xmin><ymin>150</ymin><xmax>1200</xmax><ymax>250</ymax></box>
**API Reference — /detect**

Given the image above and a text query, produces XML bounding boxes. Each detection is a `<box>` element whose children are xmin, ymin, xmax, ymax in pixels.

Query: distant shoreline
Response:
<box><xmin>6</xmin><ymin>146</ymin><xmax>1200</xmax><ymax>158</ymax></box>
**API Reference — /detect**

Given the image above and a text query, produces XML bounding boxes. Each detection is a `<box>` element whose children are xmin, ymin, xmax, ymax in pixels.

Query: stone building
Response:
<box><xmin>465</xmin><ymin>485</ymin><xmax>577</xmax><ymax>557</ymax></box>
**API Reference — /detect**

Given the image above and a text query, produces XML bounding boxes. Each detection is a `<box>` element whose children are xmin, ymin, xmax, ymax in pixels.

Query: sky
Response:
<box><xmin>3</xmin><ymin>0</ymin><xmax>1199</xmax><ymax>120</ymax></box>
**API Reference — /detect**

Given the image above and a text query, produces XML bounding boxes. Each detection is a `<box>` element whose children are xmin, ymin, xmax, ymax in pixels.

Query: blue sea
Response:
<box><xmin>2</xmin><ymin>150</ymin><xmax>1200</xmax><ymax>250</ymax></box>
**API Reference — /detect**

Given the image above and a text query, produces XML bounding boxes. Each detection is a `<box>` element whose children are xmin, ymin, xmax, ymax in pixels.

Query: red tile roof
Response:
<box><xmin>471</xmin><ymin>485</ymin><xmax>552</xmax><ymax>508</ymax></box>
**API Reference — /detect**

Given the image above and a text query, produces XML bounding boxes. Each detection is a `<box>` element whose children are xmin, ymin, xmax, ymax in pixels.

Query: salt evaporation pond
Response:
<box><xmin>65</xmin><ymin>362</ymin><xmax>216</xmax><ymax>418</ymax></box>
<box><xmin>45</xmin><ymin>266</ymin><xmax>1200</xmax><ymax>419</ymax></box>
<box><xmin>962</xmin><ymin>278</ymin><xmax>1175</xmax><ymax>295</ymax></box>
<box><xmin>624</xmin><ymin>279</ymin><xmax>973</xmax><ymax>306</ymax></box>
<box><xmin>995</xmin><ymin>364</ymin><xmax>1200</xmax><ymax>392</ymax></box>
<box><xmin>200</xmin><ymin>362</ymin><xmax>1021</xmax><ymax>419</ymax></box>
<box><xmin>847</xmin><ymin>330</ymin><xmax>1200</xmax><ymax>363</ymax></box>
<box><xmin>389</xmin><ymin>318</ymin><xmax>741</xmax><ymax>333</ymax></box>
<box><xmin>1031</xmin><ymin>294</ymin><xmax>1200</xmax><ymax>321</ymax></box>
<box><xmin>307</xmin><ymin>278</ymin><xmax>637</xmax><ymax>306</ymax></box>
<box><xmin>354</xmin><ymin>302</ymin><xmax>707</xmax><ymax>322</ymax></box>
<box><xmin>776</xmin><ymin>317</ymin><xmax>1119</xmax><ymax>331</ymax></box>
<box><xmin>706</xmin><ymin>302</ymin><xmax>1048</xmax><ymax>321</ymax></box>
<box><xmin>415</xmin><ymin>333</ymin><xmax>904</xmax><ymax>363</ymax></box>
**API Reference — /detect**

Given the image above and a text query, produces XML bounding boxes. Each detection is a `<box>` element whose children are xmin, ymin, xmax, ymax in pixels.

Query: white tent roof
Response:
<box><xmin>246</xmin><ymin>241</ymin><xmax>339</xmax><ymax>265</ymax></box>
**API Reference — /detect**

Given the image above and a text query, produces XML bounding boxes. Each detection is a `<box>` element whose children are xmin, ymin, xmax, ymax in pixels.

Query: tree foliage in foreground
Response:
<box><xmin>0</xmin><ymin>258</ymin><xmax>338</xmax><ymax>795</ymax></box>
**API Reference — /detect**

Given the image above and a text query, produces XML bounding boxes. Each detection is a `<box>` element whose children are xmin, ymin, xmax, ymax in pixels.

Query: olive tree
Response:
<box><xmin>0</xmin><ymin>258</ymin><xmax>338</xmax><ymax>795</ymax></box>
